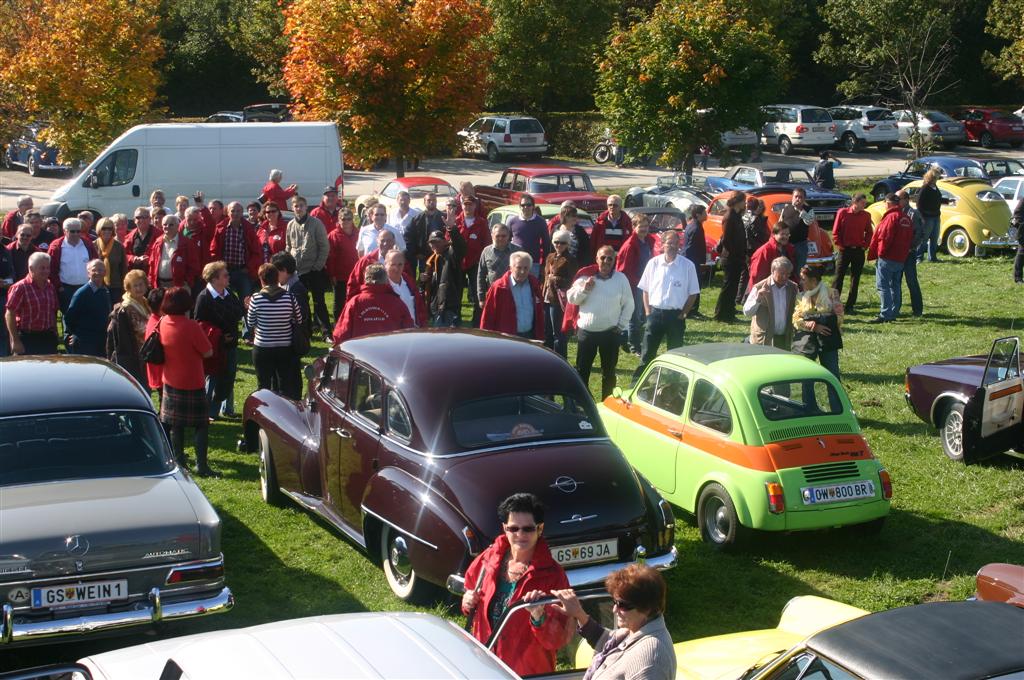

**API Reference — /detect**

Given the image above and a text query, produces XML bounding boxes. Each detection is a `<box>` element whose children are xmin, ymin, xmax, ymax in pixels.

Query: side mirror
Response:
<box><xmin>612</xmin><ymin>386</ymin><xmax>623</xmax><ymax>399</ymax></box>
<box><xmin>87</xmin><ymin>172</ymin><xmax>98</xmax><ymax>189</ymax></box>
<box><xmin>446</xmin><ymin>574</ymin><xmax>466</xmax><ymax>596</ymax></box>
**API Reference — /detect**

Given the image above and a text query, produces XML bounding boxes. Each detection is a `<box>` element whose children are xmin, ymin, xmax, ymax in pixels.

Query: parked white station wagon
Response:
<box><xmin>760</xmin><ymin>105</ymin><xmax>836</xmax><ymax>155</ymax></box>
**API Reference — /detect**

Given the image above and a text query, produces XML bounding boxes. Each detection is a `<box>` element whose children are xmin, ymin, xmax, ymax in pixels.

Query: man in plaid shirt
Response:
<box><xmin>5</xmin><ymin>251</ymin><xmax>59</xmax><ymax>355</ymax></box>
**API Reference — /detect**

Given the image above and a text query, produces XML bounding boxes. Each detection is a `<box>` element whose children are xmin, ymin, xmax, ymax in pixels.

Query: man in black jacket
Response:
<box><xmin>421</xmin><ymin>227</ymin><xmax>466</xmax><ymax>326</ymax></box>
<box><xmin>405</xmin><ymin>192</ymin><xmax>446</xmax><ymax>276</ymax></box>
<box><xmin>194</xmin><ymin>261</ymin><xmax>244</xmax><ymax>421</ymax></box>
<box><xmin>916</xmin><ymin>169</ymin><xmax>943</xmax><ymax>262</ymax></box>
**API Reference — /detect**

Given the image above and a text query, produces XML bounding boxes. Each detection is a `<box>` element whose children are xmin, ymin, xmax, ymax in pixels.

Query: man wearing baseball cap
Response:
<box><xmin>310</xmin><ymin>185</ymin><xmax>341</xmax><ymax>234</ymax></box>
<box><xmin>421</xmin><ymin>227</ymin><xmax>466</xmax><ymax>327</ymax></box>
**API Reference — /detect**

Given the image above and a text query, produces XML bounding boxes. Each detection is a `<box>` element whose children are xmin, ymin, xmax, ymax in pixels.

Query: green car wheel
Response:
<box><xmin>698</xmin><ymin>483</ymin><xmax>744</xmax><ymax>548</ymax></box>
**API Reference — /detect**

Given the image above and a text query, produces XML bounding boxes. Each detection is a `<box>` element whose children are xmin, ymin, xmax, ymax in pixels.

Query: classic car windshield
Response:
<box><xmin>528</xmin><ymin>174</ymin><xmax>595</xmax><ymax>193</ymax></box>
<box><xmin>0</xmin><ymin>411</ymin><xmax>175</xmax><ymax>486</ymax></box>
<box><xmin>451</xmin><ymin>393</ymin><xmax>600</xmax><ymax>448</ymax></box>
<box><xmin>757</xmin><ymin>380</ymin><xmax>844</xmax><ymax>421</ymax></box>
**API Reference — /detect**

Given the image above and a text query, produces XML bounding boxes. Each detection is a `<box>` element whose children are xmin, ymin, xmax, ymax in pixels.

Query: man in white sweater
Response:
<box><xmin>567</xmin><ymin>245</ymin><xmax>634</xmax><ymax>398</ymax></box>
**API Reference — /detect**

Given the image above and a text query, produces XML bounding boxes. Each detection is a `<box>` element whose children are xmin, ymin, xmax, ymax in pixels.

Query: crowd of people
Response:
<box><xmin>2</xmin><ymin>169</ymin><xmax>941</xmax><ymax>468</ymax></box>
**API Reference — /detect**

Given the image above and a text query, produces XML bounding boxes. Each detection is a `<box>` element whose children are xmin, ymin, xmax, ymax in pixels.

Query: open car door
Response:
<box><xmin>962</xmin><ymin>337</ymin><xmax>1023</xmax><ymax>464</ymax></box>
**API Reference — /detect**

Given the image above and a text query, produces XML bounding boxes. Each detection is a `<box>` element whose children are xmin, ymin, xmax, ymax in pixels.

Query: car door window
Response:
<box><xmin>386</xmin><ymin>391</ymin><xmax>413</xmax><ymax>440</ymax></box>
<box><xmin>321</xmin><ymin>357</ymin><xmax>350</xmax><ymax>405</ymax></box>
<box><xmin>512</xmin><ymin>174</ymin><xmax>527</xmax><ymax>192</ymax></box>
<box><xmin>498</xmin><ymin>172</ymin><xmax>513</xmax><ymax>190</ymax></box>
<box><xmin>634</xmin><ymin>367</ymin><xmax>660</xmax><ymax>405</ymax></box>
<box><xmin>466</xmin><ymin>118</ymin><xmax>483</xmax><ymax>133</ymax></box>
<box><xmin>734</xmin><ymin>168</ymin><xmax>758</xmax><ymax>184</ymax></box>
<box><xmin>689</xmin><ymin>379</ymin><xmax>732</xmax><ymax>434</ymax></box>
<box><xmin>996</xmin><ymin>180</ymin><xmax>1020</xmax><ymax>200</ymax></box>
<box><xmin>492</xmin><ymin>119</ymin><xmax>507</xmax><ymax>134</ymax></box>
<box><xmin>797</xmin><ymin>655</ymin><xmax>858</xmax><ymax>680</ymax></box>
<box><xmin>652</xmin><ymin>368</ymin><xmax>689</xmax><ymax>416</ymax></box>
<box><xmin>88</xmin><ymin>148</ymin><xmax>138</xmax><ymax>187</ymax></box>
<box><xmin>380</xmin><ymin>182</ymin><xmax>400</xmax><ymax>199</ymax></box>
<box><xmin>481</xmin><ymin>118</ymin><xmax>495</xmax><ymax>134</ymax></box>
<box><xmin>709</xmin><ymin>199</ymin><xmax>729</xmax><ymax>217</ymax></box>
<box><xmin>352</xmin><ymin>369</ymin><xmax>383</xmax><ymax>427</ymax></box>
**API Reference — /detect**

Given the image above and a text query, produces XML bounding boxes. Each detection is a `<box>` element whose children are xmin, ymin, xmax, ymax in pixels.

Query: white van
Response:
<box><xmin>41</xmin><ymin>122</ymin><xmax>343</xmax><ymax>220</ymax></box>
<box><xmin>760</xmin><ymin>105</ymin><xmax>836</xmax><ymax>155</ymax></box>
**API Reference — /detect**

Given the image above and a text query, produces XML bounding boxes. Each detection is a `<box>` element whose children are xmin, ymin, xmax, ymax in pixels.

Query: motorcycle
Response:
<box><xmin>592</xmin><ymin>135</ymin><xmax>616</xmax><ymax>164</ymax></box>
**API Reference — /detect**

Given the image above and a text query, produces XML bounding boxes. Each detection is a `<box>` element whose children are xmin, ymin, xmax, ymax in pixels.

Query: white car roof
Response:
<box><xmin>81</xmin><ymin>612</ymin><xmax>518</xmax><ymax>680</ymax></box>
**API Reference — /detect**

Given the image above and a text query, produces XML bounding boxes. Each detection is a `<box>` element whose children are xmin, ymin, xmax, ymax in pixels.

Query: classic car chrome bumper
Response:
<box><xmin>981</xmin><ymin>232</ymin><xmax>1017</xmax><ymax>249</ymax></box>
<box><xmin>0</xmin><ymin>586</ymin><xmax>233</xmax><ymax>645</ymax></box>
<box><xmin>446</xmin><ymin>546</ymin><xmax>678</xmax><ymax>594</ymax></box>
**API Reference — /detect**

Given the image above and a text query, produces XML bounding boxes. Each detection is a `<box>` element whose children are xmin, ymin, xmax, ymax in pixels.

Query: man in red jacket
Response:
<box><xmin>326</xmin><ymin>208</ymin><xmax>359</xmax><ymax>321</ymax></box>
<box><xmin>346</xmin><ymin>229</ymin><xmax>396</xmax><ymax>301</ymax></box>
<box><xmin>332</xmin><ymin>264</ymin><xmax>414</xmax><ymax>342</ymax></box>
<box><xmin>747</xmin><ymin>222</ymin><xmax>797</xmax><ymax>292</ymax></box>
<box><xmin>480</xmin><ymin>251</ymin><xmax>544</xmax><ymax>340</ymax></box>
<box><xmin>831</xmin><ymin>192</ymin><xmax>873</xmax><ymax>313</ymax></box>
<box><xmin>147</xmin><ymin>215</ymin><xmax>201</xmax><ymax>291</ymax></box>
<box><xmin>261</xmin><ymin>169</ymin><xmax>298</xmax><ymax>211</ymax></box>
<box><xmin>591</xmin><ymin>194</ymin><xmax>633</xmax><ymax>253</ymax></box>
<box><xmin>867</xmin><ymin>193</ymin><xmax>914</xmax><ymax>324</ymax></box>
<box><xmin>310</xmin><ymin>185</ymin><xmax>340</xmax><ymax>234</ymax></box>
<box><xmin>454</xmin><ymin>195</ymin><xmax>490</xmax><ymax>327</ymax></box>
<box><xmin>209</xmin><ymin>201</ymin><xmax>262</xmax><ymax>305</ymax></box>
<box><xmin>616</xmin><ymin>214</ymin><xmax>657</xmax><ymax>353</ymax></box>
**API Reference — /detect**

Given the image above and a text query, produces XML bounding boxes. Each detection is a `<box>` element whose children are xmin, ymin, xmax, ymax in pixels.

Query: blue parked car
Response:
<box><xmin>869</xmin><ymin>156</ymin><xmax>987</xmax><ymax>202</ymax></box>
<box><xmin>3</xmin><ymin>123</ymin><xmax>71</xmax><ymax>176</ymax></box>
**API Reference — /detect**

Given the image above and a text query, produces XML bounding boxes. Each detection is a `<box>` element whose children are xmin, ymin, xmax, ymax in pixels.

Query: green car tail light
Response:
<box><xmin>879</xmin><ymin>469</ymin><xmax>893</xmax><ymax>500</ymax></box>
<box><xmin>766</xmin><ymin>482</ymin><xmax>785</xmax><ymax>514</ymax></box>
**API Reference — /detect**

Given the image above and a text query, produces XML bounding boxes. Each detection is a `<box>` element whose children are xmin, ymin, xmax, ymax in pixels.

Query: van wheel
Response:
<box><xmin>27</xmin><ymin>155</ymin><xmax>38</xmax><ymax>176</ymax></box>
<box><xmin>940</xmin><ymin>402</ymin><xmax>965</xmax><ymax>462</ymax></box>
<box><xmin>944</xmin><ymin>226</ymin><xmax>974</xmax><ymax>258</ymax></box>
<box><xmin>842</xmin><ymin>133</ymin><xmax>859</xmax><ymax>153</ymax></box>
<box><xmin>697</xmin><ymin>483</ymin><xmax>743</xmax><ymax>549</ymax></box>
<box><xmin>778</xmin><ymin>136</ymin><xmax>793</xmax><ymax>155</ymax></box>
<box><xmin>381</xmin><ymin>525</ymin><xmax>432</xmax><ymax>602</ymax></box>
<box><xmin>486</xmin><ymin>143</ymin><xmax>500</xmax><ymax>163</ymax></box>
<box><xmin>258</xmin><ymin>429</ymin><xmax>285</xmax><ymax>506</ymax></box>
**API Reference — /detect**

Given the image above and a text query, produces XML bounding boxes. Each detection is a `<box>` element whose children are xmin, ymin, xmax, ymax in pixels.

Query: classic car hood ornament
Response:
<box><xmin>65</xmin><ymin>535</ymin><xmax>90</xmax><ymax>557</ymax></box>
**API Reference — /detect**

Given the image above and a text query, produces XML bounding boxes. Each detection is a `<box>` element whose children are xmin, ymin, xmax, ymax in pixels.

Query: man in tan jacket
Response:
<box><xmin>742</xmin><ymin>256</ymin><xmax>797</xmax><ymax>349</ymax></box>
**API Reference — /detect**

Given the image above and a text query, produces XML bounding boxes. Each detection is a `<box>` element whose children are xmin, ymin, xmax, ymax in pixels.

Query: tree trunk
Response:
<box><xmin>394</xmin><ymin>154</ymin><xmax>405</xmax><ymax>178</ymax></box>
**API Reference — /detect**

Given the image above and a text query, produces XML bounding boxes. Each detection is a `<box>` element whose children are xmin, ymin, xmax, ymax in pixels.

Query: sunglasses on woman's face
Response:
<box><xmin>504</xmin><ymin>524</ymin><xmax>537</xmax><ymax>534</ymax></box>
<box><xmin>612</xmin><ymin>599</ymin><xmax>636</xmax><ymax>611</ymax></box>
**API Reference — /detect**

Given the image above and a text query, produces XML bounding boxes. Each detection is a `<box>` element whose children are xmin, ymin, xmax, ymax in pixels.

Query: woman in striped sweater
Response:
<box><xmin>246</xmin><ymin>263</ymin><xmax>302</xmax><ymax>399</ymax></box>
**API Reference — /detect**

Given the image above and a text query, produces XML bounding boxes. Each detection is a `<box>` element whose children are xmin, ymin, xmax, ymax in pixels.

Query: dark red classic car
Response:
<box><xmin>975</xmin><ymin>563</ymin><xmax>1024</xmax><ymax>607</ymax></box>
<box><xmin>905</xmin><ymin>337</ymin><xmax>1023</xmax><ymax>463</ymax></box>
<box><xmin>241</xmin><ymin>330</ymin><xmax>677</xmax><ymax>601</ymax></box>
<box><xmin>474</xmin><ymin>165</ymin><xmax>608</xmax><ymax>215</ymax></box>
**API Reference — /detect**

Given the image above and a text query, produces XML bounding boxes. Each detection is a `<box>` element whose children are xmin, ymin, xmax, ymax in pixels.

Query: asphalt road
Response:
<box><xmin>2</xmin><ymin>145</ymin><xmax>1022</xmax><ymax>212</ymax></box>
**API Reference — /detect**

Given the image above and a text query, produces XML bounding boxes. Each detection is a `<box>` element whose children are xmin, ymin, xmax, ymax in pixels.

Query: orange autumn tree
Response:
<box><xmin>0</xmin><ymin>0</ymin><xmax>162</xmax><ymax>164</ymax></box>
<box><xmin>283</xmin><ymin>0</ymin><xmax>492</xmax><ymax>175</ymax></box>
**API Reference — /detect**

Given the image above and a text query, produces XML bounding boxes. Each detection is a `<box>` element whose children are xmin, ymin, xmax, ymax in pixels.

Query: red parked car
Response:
<box><xmin>241</xmin><ymin>330</ymin><xmax>677</xmax><ymax>602</ymax></box>
<box><xmin>474</xmin><ymin>165</ymin><xmax>608</xmax><ymax>215</ymax></box>
<box><xmin>954</xmin><ymin>108</ymin><xmax>1024</xmax><ymax>149</ymax></box>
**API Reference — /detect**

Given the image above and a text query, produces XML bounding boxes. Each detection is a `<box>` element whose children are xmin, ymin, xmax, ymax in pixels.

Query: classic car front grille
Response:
<box><xmin>802</xmin><ymin>461</ymin><xmax>861</xmax><ymax>483</ymax></box>
<box><xmin>768</xmin><ymin>422</ymin><xmax>852</xmax><ymax>442</ymax></box>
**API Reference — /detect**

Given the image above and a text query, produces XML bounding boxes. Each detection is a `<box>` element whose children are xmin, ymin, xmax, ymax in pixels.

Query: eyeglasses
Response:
<box><xmin>67</xmin><ymin>229</ymin><xmax>81</xmax><ymax>234</ymax></box>
<box><xmin>612</xmin><ymin>599</ymin><xmax>636</xmax><ymax>611</ymax></box>
<box><xmin>504</xmin><ymin>524</ymin><xmax>537</xmax><ymax>534</ymax></box>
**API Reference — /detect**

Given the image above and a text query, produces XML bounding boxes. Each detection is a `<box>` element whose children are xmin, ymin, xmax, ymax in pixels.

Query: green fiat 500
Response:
<box><xmin>599</xmin><ymin>344</ymin><xmax>892</xmax><ymax>547</ymax></box>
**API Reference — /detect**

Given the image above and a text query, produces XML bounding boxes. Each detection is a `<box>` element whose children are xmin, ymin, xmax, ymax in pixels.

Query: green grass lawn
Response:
<box><xmin>6</xmin><ymin>255</ymin><xmax>1024</xmax><ymax>669</ymax></box>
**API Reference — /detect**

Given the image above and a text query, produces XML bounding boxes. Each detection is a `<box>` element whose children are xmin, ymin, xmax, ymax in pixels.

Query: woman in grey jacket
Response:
<box><xmin>551</xmin><ymin>565</ymin><xmax>676</xmax><ymax>680</ymax></box>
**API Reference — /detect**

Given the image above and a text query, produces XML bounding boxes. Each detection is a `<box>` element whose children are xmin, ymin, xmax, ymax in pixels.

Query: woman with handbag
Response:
<box><xmin>246</xmin><ymin>263</ymin><xmax>303</xmax><ymax>400</ymax></box>
<box><xmin>107</xmin><ymin>269</ymin><xmax>151</xmax><ymax>386</ymax></box>
<box><xmin>156</xmin><ymin>286</ymin><xmax>216</xmax><ymax>476</ymax></box>
<box><xmin>791</xmin><ymin>265</ymin><xmax>844</xmax><ymax>379</ymax></box>
<box><xmin>542</xmin><ymin>228</ymin><xmax>578</xmax><ymax>358</ymax></box>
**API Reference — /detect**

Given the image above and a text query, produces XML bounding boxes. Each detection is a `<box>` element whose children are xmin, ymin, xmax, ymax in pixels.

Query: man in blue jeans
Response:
<box><xmin>898</xmin><ymin>190</ymin><xmax>928</xmax><ymax>316</ymax></box>
<box><xmin>867</xmin><ymin>194</ymin><xmax>914</xmax><ymax>323</ymax></box>
<box><xmin>632</xmin><ymin>231</ymin><xmax>700</xmax><ymax>381</ymax></box>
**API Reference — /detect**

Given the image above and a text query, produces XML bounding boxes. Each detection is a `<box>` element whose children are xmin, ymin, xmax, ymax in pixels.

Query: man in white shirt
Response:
<box><xmin>357</xmin><ymin>204</ymin><xmax>406</xmax><ymax>256</ymax></box>
<box><xmin>743</xmin><ymin>256</ymin><xmax>797</xmax><ymax>349</ymax></box>
<box><xmin>387</xmin><ymin>190</ymin><xmax>421</xmax><ymax>236</ymax></box>
<box><xmin>51</xmin><ymin>217</ymin><xmax>96</xmax><ymax>314</ymax></box>
<box><xmin>385</xmin><ymin>249</ymin><xmax>420</xmax><ymax>325</ymax></box>
<box><xmin>633</xmin><ymin>230</ymin><xmax>700</xmax><ymax>380</ymax></box>
<box><xmin>567</xmin><ymin>245</ymin><xmax>634</xmax><ymax>398</ymax></box>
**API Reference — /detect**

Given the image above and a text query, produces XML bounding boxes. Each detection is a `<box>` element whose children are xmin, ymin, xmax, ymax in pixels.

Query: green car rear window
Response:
<box><xmin>758</xmin><ymin>380</ymin><xmax>844</xmax><ymax>421</ymax></box>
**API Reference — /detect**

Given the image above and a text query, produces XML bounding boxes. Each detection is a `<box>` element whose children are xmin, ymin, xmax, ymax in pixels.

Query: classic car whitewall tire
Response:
<box><xmin>940</xmin><ymin>403</ymin><xmax>966</xmax><ymax>462</ymax></box>
<box><xmin>944</xmin><ymin>227</ymin><xmax>974</xmax><ymax>258</ymax></box>
<box><xmin>259</xmin><ymin>429</ymin><xmax>286</xmax><ymax>506</ymax></box>
<box><xmin>381</xmin><ymin>525</ymin><xmax>429</xmax><ymax>602</ymax></box>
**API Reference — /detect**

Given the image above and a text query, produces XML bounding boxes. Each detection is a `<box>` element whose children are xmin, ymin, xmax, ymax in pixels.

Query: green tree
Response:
<box><xmin>595</xmin><ymin>0</ymin><xmax>788</xmax><ymax>165</ymax></box>
<box><xmin>984</xmin><ymin>0</ymin><xmax>1024</xmax><ymax>85</ymax></box>
<box><xmin>816</xmin><ymin>0</ymin><xmax>958</xmax><ymax>158</ymax></box>
<box><xmin>485</xmin><ymin>0</ymin><xmax>617</xmax><ymax>112</ymax></box>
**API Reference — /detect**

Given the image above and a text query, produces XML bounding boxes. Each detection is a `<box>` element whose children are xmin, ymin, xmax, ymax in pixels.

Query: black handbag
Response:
<box><xmin>292</xmin><ymin>319</ymin><xmax>311</xmax><ymax>356</ymax></box>
<box><xmin>139</xmin><ymin>319</ymin><xmax>165</xmax><ymax>364</ymax></box>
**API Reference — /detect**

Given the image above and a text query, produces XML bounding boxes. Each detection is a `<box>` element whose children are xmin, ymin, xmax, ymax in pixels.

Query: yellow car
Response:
<box><xmin>865</xmin><ymin>177</ymin><xmax>1014</xmax><ymax>258</ymax></box>
<box><xmin>577</xmin><ymin>596</ymin><xmax>867</xmax><ymax>679</ymax></box>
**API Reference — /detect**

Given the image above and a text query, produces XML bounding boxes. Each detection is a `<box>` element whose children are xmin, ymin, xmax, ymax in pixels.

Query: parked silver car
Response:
<box><xmin>0</xmin><ymin>357</ymin><xmax>233</xmax><ymax>646</ymax></box>
<box><xmin>458</xmin><ymin>115</ymin><xmax>548</xmax><ymax>162</ymax></box>
<box><xmin>828</xmin><ymin>105</ymin><xmax>899</xmax><ymax>152</ymax></box>
<box><xmin>893</xmin><ymin>110</ymin><xmax>966</xmax><ymax>149</ymax></box>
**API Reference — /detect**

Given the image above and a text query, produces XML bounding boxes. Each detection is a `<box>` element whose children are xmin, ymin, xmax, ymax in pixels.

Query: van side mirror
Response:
<box><xmin>87</xmin><ymin>172</ymin><xmax>98</xmax><ymax>189</ymax></box>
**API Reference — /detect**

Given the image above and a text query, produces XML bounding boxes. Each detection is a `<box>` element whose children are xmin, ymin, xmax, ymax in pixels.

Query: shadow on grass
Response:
<box><xmin>857</xmin><ymin>416</ymin><xmax>929</xmax><ymax>438</ymax></box>
<box><xmin>0</xmin><ymin>506</ymin><xmax>364</xmax><ymax>672</ymax></box>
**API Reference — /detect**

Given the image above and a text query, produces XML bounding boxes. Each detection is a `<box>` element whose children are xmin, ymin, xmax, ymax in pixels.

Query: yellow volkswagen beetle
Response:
<box><xmin>866</xmin><ymin>177</ymin><xmax>1014</xmax><ymax>258</ymax></box>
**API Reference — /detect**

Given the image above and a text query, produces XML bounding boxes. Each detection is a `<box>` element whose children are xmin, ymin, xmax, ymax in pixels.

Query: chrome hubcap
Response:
<box><xmin>948</xmin><ymin>231</ymin><xmax>969</xmax><ymax>257</ymax></box>
<box><xmin>388</xmin><ymin>535</ymin><xmax>412</xmax><ymax>585</ymax></box>
<box><xmin>704</xmin><ymin>497</ymin><xmax>730</xmax><ymax>543</ymax></box>
<box><xmin>944</xmin><ymin>410</ymin><xmax>963</xmax><ymax>458</ymax></box>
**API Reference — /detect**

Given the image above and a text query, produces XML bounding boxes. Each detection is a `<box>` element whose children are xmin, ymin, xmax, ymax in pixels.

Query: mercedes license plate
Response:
<box><xmin>32</xmin><ymin>580</ymin><xmax>129</xmax><ymax>609</ymax></box>
<box><xmin>553</xmin><ymin>539</ymin><xmax>616</xmax><ymax>567</ymax></box>
<box><xmin>801</xmin><ymin>480</ymin><xmax>875</xmax><ymax>505</ymax></box>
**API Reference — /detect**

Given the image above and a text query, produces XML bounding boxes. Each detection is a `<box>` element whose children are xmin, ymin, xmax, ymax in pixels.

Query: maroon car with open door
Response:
<box><xmin>905</xmin><ymin>336</ymin><xmax>1023</xmax><ymax>463</ymax></box>
<box><xmin>241</xmin><ymin>330</ymin><xmax>677</xmax><ymax>602</ymax></box>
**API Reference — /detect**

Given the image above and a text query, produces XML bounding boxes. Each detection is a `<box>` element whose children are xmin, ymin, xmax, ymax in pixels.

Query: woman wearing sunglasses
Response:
<box><xmin>551</xmin><ymin>564</ymin><xmax>675</xmax><ymax>680</ymax></box>
<box><xmin>461</xmin><ymin>493</ymin><xmax>573</xmax><ymax>677</ymax></box>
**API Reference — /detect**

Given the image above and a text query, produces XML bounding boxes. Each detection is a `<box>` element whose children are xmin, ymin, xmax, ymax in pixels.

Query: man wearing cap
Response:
<box><xmin>38</xmin><ymin>216</ymin><xmax>61</xmax><ymax>250</ymax></box>
<box><xmin>48</xmin><ymin>217</ymin><xmax>97</xmax><ymax>314</ymax></box>
<box><xmin>421</xmin><ymin>226</ymin><xmax>466</xmax><ymax>327</ymax></box>
<box><xmin>2</xmin><ymin>195</ymin><xmax>33</xmax><ymax>242</ymax></box>
<box><xmin>310</xmin><ymin>185</ymin><xmax>341</xmax><ymax>234</ymax></box>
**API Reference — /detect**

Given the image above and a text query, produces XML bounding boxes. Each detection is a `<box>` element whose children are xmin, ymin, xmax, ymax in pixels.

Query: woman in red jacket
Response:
<box><xmin>259</xmin><ymin>203</ymin><xmax>288</xmax><ymax>262</ymax></box>
<box><xmin>461</xmin><ymin>493</ymin><xmax>572</xmax><ymax>677</ymax></box>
